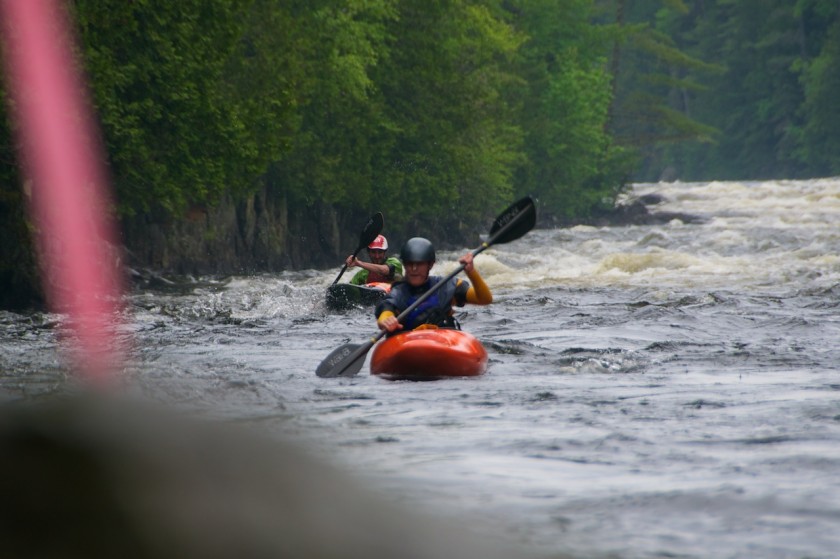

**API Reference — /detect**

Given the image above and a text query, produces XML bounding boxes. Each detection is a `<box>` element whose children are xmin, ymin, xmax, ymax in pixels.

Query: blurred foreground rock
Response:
<box><xmin>0</xmin><ymin>396</ymin><xmax>571</xmax><ymax>559</ymax></box>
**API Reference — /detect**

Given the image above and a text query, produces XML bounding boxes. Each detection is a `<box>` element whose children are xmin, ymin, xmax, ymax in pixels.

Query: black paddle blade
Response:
<box><xmin>488</xmin><ymin>196</ymin><xmax>536</xmax><ymax>244</ymax></box>
<box><xmin>315</xmin><ymin>342</ymin><xmax>369</xmax><ymax>378</ymax></box>
<box><xmin>359</xmin><ymin>212</ymin><xmax>384</xmax><ymax>249</ymax></box>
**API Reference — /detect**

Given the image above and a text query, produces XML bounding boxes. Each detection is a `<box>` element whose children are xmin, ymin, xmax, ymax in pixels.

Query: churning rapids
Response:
<box><xmin>3</xmin><ymin>178</ymin><xmax>840</xmax><ymax>558</ymax></box>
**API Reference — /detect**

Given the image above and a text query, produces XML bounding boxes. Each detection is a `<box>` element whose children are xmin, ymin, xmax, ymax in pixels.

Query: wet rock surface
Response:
<box><xmin>541</xmin><ymin>194</ymin><xmax>705</xmax><ymax>228</ymax></box>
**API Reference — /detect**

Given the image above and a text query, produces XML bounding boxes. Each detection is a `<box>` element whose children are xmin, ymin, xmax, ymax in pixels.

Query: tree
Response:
<box><xmin>269</xmin><ymin>0</ymin><xmax>397</xmax><ymax>211</ymax></box>
<box><xmin>74</xmin><ymin>0</ymin><xmax>263</xmax><ymax>216</ymax></box>
<box><xmin>509</xmin><ymin>0</ymin><xmax>630</xmax><ymax>218</ymax></box>
<box><xmin>642</xmin><ymin>0</ymin><xmax>840</xmax><ymax>180</ymax></box>
<box><xmin>797</xmin><ymin>0</ymin><xmax>840</xmax><ymax>175</ymax></box>
<box><xmin>370</xmin><ymin>0</ymin><xmax>525</xmax><ymax>234</ymax></box>
<box><xmin>603</xmin><ymin>0</ymin><xmax>723</xmax><ymax>181</ymax></box>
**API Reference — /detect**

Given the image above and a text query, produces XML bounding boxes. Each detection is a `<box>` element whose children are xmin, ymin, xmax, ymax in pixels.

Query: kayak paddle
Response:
<box><xmin>316</xmin><ymin>196</ymin><xmax>537</xmax><ymax>378</ymax></box>
<box><xmin>331</xmin><ymin>212</ymin><xmax>384</xmax><ymax>285</ymax></box>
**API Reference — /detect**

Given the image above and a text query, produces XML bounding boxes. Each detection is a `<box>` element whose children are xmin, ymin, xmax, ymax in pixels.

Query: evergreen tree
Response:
<box><xmin>797</xmin><ymin>0</ymin><xmax>840</xmax><ymax>175</ymax></box>
<box><xmin>510</xmin><ymin>0</ymin><xmax>630</xmax><ymax>218</ymax></box>
<box><xmin>603</xmin><ymin>0</ymin><xmax>722</xmax><ymax>181</ymax></box>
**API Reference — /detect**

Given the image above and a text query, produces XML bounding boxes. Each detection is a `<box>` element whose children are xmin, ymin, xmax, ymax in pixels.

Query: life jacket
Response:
<box><xmin>377</xmin><ymin>276</ymin><xmax>461</xmax><ymax>331</ymax></box>
<box><xmin>365</xmin><ymin>267</ymin><xmax>391</xmax><ymax>284</ymax></box>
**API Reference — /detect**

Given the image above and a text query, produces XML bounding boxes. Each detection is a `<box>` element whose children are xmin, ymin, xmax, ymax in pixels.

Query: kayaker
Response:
<box><xmin>375</xmin><ymin>237</ymin><xmax>492</xmax><ymax>333</ymax></box>
<box><xmin>345</xmin><ymin>235</ymin><xmax>404</xmax><ymax>285</ymax></box>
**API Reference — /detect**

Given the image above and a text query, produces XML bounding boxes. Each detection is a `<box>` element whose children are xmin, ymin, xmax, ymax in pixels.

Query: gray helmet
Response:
<box><xmin>400</xmin><ymin>237</ymin><xmax>435</xmax><ymax>263</ymax></box>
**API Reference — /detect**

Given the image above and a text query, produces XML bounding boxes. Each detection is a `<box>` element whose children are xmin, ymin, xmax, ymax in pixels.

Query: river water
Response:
<box><xmin>2</xmin><ymin>178</ymin><xmax>840</xmax><ymax>558</ymax></box>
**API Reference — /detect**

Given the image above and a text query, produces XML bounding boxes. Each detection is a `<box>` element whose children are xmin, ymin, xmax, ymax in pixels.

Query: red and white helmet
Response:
<box><xmin>368</xmin><ymin>235</ymin><xmax>388</xmax><ymax>251</ymax></box>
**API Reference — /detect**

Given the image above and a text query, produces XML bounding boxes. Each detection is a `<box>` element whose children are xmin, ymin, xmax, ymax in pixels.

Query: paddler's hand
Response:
<box><xmin>345</xmin><ymin>255</ymin><xmax>357</xmax><ymax>268</ymax></box>
<box><xmin>459</xmin><ymin>252</ymin><xmax>475</xmax><ymax>273</ymax></box>
<box><xmin>378</xmin><ymin>315</ymin><xmax>403</xmax><ymax>333</ymax></box>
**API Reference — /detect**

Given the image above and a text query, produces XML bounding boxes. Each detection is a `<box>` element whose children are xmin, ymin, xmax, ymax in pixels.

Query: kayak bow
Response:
<box><xmin>370</xmin><ymin>329</ymin><xmax>487</xmax><ymax>381</ymax></box>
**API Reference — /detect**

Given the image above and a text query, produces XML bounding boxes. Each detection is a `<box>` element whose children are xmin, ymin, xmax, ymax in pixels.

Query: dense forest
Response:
<box><xmin>615</xmin><ymin>0</ymin><xmax>840</xmax><ymax>181</ymax></box>
<box><xmin>1</xmin><ymin>0</ymin><xmax>839</xmax><ymax>309</ymax></box>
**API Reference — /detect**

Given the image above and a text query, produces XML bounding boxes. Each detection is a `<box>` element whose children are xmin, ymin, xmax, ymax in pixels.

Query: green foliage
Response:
<box><xmin>681</xmin><ymin>0</ymin><xmax>808</xmax><ymax>179</ymax></box>
<box><xmin>371</xmin><ymin>0</ymin><xmax>525</xmax><ymax>231</ymax></box>
<box><xmin>270</xmin><ymin>0</ymin><xmax>397</xmax><ymax>210</ymax></box>
<box><xmin>74</xmin><ymin>0</ymin><xmax>261</xmax><ymax>216</ymax></box>
<box><xmin>604</xmin><ymin>0</ymin><xmax>725</xmax><ymax>181</ymax></box>
<box><xmin>625</xmin><ymin>0</ymin><xmax>840</xmax><ymax>180</ymax></box>
<box><xmin>798</xmin><ymin>15</ymin><xmax>840</xmax><ymax>174</ymax></box>
<box><xmin>17</xmin><ymin>0</ymin><xmax>840</xmax><ymax>286</ymax></box>
<box><xmin>510</xmin><ymin>0</ymin><xmax>629</xmax><ymax>218</ymax></box>
<box><xmin>2</xmin><ymin>0</ymin><xmax>637</xmax><ymax>240</ymax></box>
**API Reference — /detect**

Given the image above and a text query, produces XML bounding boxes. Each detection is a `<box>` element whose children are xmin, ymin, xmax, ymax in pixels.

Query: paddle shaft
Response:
<box><xmin>331</xmin><ymin>246</ymin><xmax>364</xmax><ymax>286</ymax></box>
<box><xmin>327</xmin><ymin>203</ymin><xmax>530</xmax><ymax>377</ymax></box>
<box><xmin>332</xmin><ymin>212</ymin><xmax>384</xmax><ymax>285</ymax></box>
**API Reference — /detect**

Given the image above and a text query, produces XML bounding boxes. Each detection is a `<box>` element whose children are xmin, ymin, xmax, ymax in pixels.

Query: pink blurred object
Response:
<box><xmin>0</xmin><ymin>0</ymin><xmax>125</xmax><ymax>381</ymax></box>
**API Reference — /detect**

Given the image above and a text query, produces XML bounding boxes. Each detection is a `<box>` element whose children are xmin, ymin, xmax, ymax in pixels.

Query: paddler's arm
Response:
<box><xmin>459</xmin><ymin>253</ymin><xmax>492</xmax><ymax>305</ymax></box>
<box><xmin>345</xmin><ymin>255</ymin><xmax>393</xmax><ymax>279</ymax></box>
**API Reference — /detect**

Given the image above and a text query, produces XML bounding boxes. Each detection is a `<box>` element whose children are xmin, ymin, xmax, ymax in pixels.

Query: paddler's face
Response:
<box><xmin>367</xmin><ymin>248</ymin><xmax>387</xmax><ymax>265</ymax></box>
<box><xmin>404</xmin><ymin>261</ymin><xmax>432</xmax><ymax>286</ymax></box>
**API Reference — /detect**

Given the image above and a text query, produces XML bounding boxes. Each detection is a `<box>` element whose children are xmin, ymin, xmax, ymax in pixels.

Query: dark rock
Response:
<box><xmin>120</xmin><ymin>185</ymin><xmax>365</xmax><ymax>277</ymax></box>
<box><xmin>637</xmin><ymin>193</ymin><xmax>666</xmax><ymax>206</ymax></box>
<box><xmin>540</xmin><ymin>195</ymin><xmax>704</xmax><ymax>228</ymax></box>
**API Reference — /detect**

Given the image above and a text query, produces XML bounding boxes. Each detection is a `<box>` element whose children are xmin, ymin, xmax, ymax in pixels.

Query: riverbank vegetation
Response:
<box><xmin>2</xmin><ymin>0</ymin><xmax>839</xmax><ymax>308</ymax></box>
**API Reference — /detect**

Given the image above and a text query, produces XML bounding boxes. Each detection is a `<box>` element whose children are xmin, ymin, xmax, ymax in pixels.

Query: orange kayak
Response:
<box><xmin>370</xmin><ymin>329</ymin><xmax>488</xmax><ymax>381</ymax></box>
